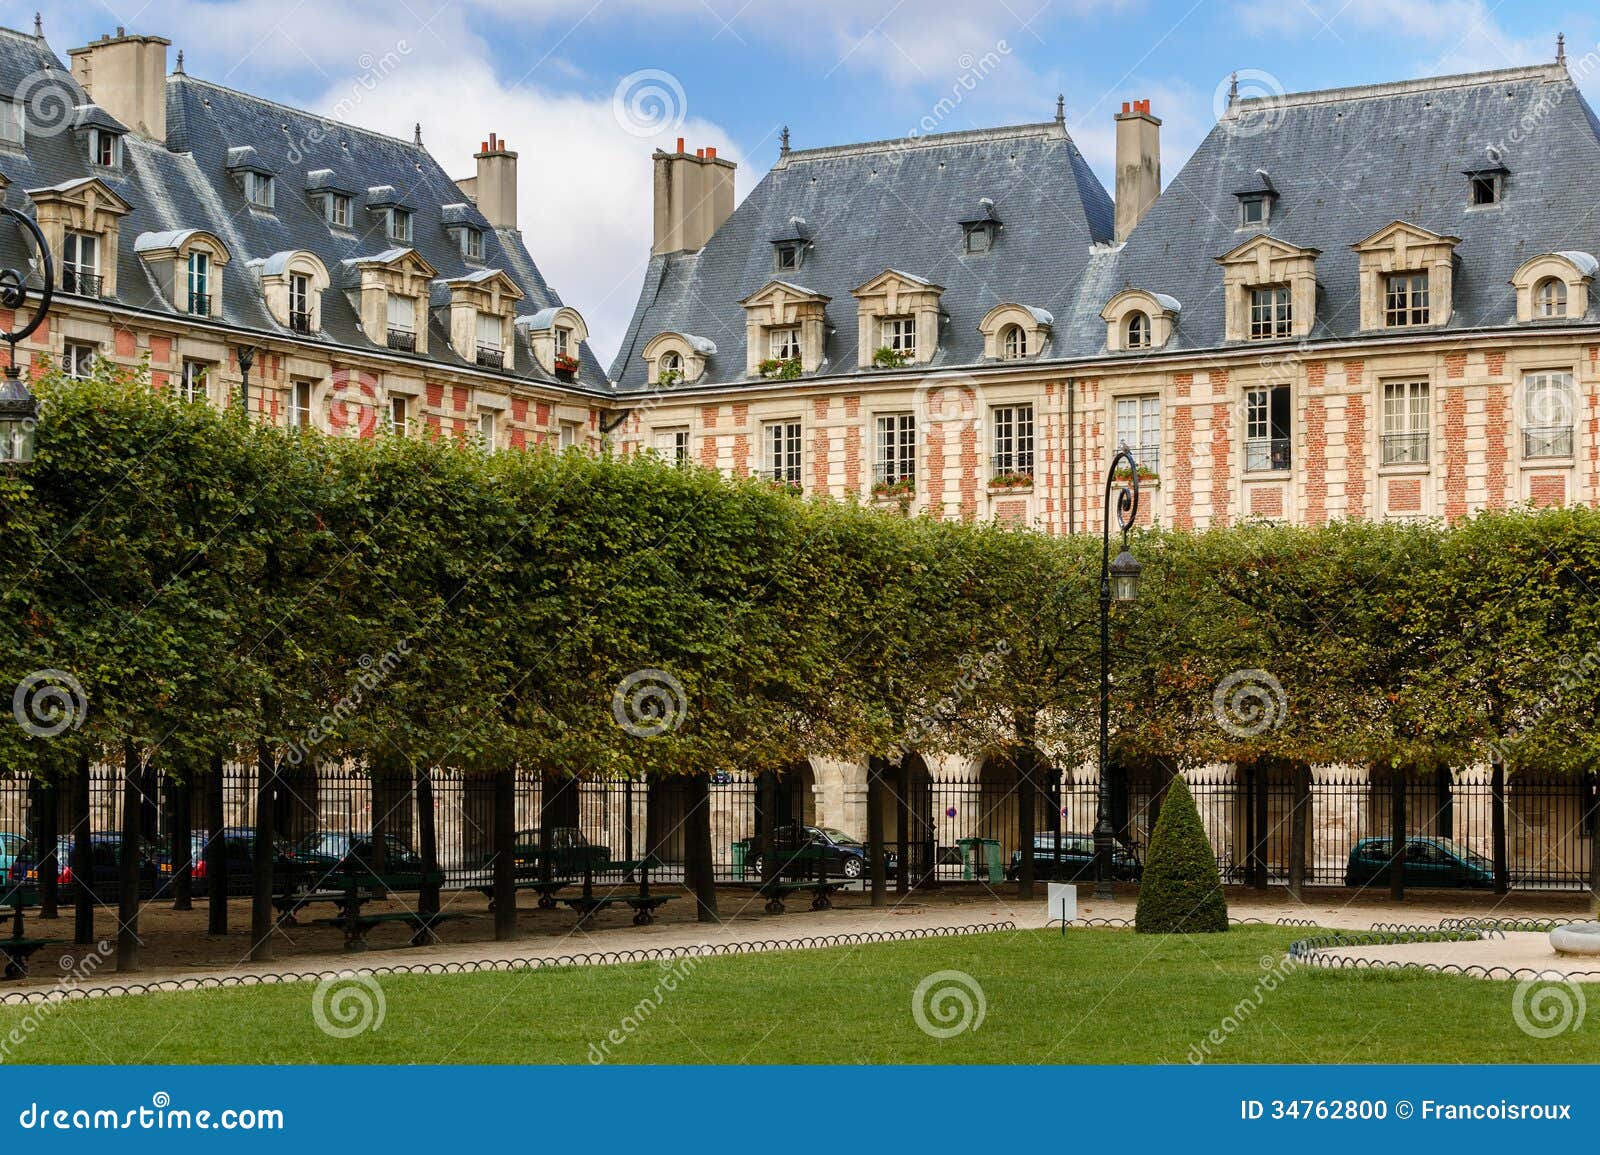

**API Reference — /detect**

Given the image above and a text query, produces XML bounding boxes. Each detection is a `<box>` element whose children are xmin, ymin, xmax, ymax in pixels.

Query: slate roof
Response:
<box><xmin>609</xmin><ymin>120</ymin><xmax>1115</xmax><ymax>391</ymax></box>
<box><xmin>0</xmin><ymin>26</ymin><xmax>607</xmax><ymax>391</ymax></box>
<box><xmin>612</xmin><ymin>61</ymin><xmax>1600</xmax><ymax>393</ymax></box>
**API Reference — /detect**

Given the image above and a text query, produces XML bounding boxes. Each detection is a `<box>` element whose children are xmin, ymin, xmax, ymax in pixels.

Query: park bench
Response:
<box><xmin>476</xmin><ymin>878</ymin><xmax>576</xmax><ymax>911</ymax></box>
<box><xmin>560</xmin><ymin>858</ymin><xmax>674</xmax><ymax>927</ymax></box>
<box><xmin>0</xmin><ymin>888</ymin><xmax>62</xmax><ymax>979</ymax></box>
<box><xmin>314</xmin><ymin>909</ymin><xmax>473</xmax><ymax>951</ymax></box>
<box><xmin>755</xmin><ymin>877</ymin><xmax>850</xmax><ymax>914</ymax></box>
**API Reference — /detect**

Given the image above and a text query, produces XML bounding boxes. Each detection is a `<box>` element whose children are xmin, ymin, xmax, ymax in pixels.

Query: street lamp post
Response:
<box><xmin>0</xmin><ymin>207</ymin><xmax>54</xmax><ymax>463</ymax></box>
<box><xmin>236</xmin><ymin>345</ymin><xmax>257</xmax><ymax>416</ymax></box>
<box><xmin>1094</xmin><ymin>442</ymin><xmax>1143</xmax><ymax>901</ymax></box>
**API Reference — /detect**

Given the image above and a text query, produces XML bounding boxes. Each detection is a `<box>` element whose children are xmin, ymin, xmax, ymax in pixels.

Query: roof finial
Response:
<box><xmin>33</xmin><ymin>12</ymin><xmax>42</xmax><ymax>37</ymax></box>
<box><xmin>779</xmin><ymin>125</ymin><xmax>790</xmax><ymax>157</ymax></box>
<box><xmin>414</xmin><ymin>122</ymin><xmax>423</xmax><ymax>146</ymax></box>
<box><xmin>1557</xmin><ymin>32</ymin><xmax>1567</xmax><ymax>65</ymax></box>
<box><xmin>1229</xmin><ymin>72</ymin><xmax>1239</xmax><ymax>103</ymax></box>
<box><xmin>1055</xmin><ymin>93</ymin><xmax>1065</xmax><ymax>125</ymax></box>
<box><xmin>174</xmin><ymin>50</ymin><xmax>185</xmax><ymax>74</ymax></box>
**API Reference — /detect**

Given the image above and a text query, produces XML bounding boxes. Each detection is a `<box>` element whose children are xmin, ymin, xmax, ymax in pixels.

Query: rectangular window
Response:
<box><xmin>92</xmin><ymin>130</ymin><xmax>118</xmax><ymax>167</ymax></box>
<box><xmin>477</xmin><ymin>411</ymin><xmax>497</xmax><ymax>451</ymax></box>
<box><xmin>1523</xmin><ymin>371</ymin><xmax>1576</xmax><ymax>458</ymax></box>
<box><xmin>881</xmin><ymin>316</ymin><xmax>917</xmax><ymax>356</ymax></box>
<box><xmin>1248</xmin><ymin>285</ymin><xmax>1291</xmax><ymax>339</ymax></box>
<box><xmin>775</xmin><ymin>242</ymin><xmax>801</xmax><ymax>271</ymax></box>
<box><xmin>0</xmin><ymin>98</ymin><xmax>21</xmax><ymax>146</ymax></box>
<box><xmin>559</xmin><ymin>421</ymin><xmax>580</xmax><ymax>451</ymax></box>
<box><xmin>1384</xmin><ymin>273</ymin><xmax>1430</xmax><ymax>326</ymax></box>
<box><xmin>326</xmin><ymin>193</ymin><xmax>352</xmax><ymax>228</ymax></box>
<box><xmin>992</xmin><ymin>404</ymin><xmax>1035</xmax><ymax>478</ymax></box>
<box><xmin>874</xmin><ymin>413</ymin><xmax>916</xmax><ymax>486</ymax></box>
<box><xmin>288</xmin><ymin>273</ymin><xmax>312</xmax><ymax>333</ymax></box>
<box><xmin>386</xmin><ymin>294</ymin><xmax>415</xmax><ymax>351</ymax></box>
<box><xmin>63</xmin><ymin>342</ymin><xmax>96</xmax><ymax>380</ymax></box>
<box><xmin>289</xmin><ymin>380</ymin><xmax>313</xmax><ymax>430</ymax></box>
<box><xmin>1240</xmin><ymin>196</ymin><xmax>1268</xmax><ymax>226</ymax></box>
<box><xmin>768</xmin><ymin>327</ymin><xmax>801</xmax><ymax>361</ymax></box>
<box><xmin>554</xmin><ymin>327</ymin><xmax>570</xmax><ymax>357</ymax></box>
<box><xmin>388</xmin><ymin>208</ymin><xmax>413</xmax><ymax>243</ymax></box>
<box><xmin>187</xmin><ymin>251</ymin><xmax>210</xmax><ymax>316</ymax></box>
<box><xmin>389</xmin><ymin>395</ymin><xmax>408</xmax><ymax>437</ymax></box>
<box><xmin>1114</xmin><ymin>395</ymin><xmax>1161</xmax><ymax>476</ymax></box>
<box><xmin>62</xmin><ymin>232</ymin><xmax>100</xmax><ymax>296</ymax></box>
<box><xmin>461</xmin><ymin>228</ymin><xmax>484</xmax><ymax>260</ymax></box>
<box><xmin>1381</xmin><ymin>381</ymin><xmax>1430</xmax><ymax>465</ymax></box>
<box><xmin>653</xmin><ymin>427</ymin><xmax>690</xmax><ymax>466</ymax></box>
<box><xmin>244</xmin><ymin>171</ymin><xmax>275</xmax><ymax>209</ymax></box>
<box><xmin>476</xmin><ymin>311</ymin><xmax>502</xmax><ymax>350</ymax></box>
<box><xmin>179</xmin><ymin>360</ymin><xmax>211</xmax><ymax>404</ymax></box>
<box><xmin>764</xmin><ymin>420</ymin><xmax>802</xmax><ymax>485</ymax></box>
<box><xmin>1245</xmin><ymin>385</ymin><xmax>1292</xmax><ymax>472</ymax></box>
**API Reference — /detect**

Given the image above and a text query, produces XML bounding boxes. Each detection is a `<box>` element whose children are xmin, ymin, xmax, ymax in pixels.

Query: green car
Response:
<box><xmin>1344</xmin><ymin>836</ymin><xmax>1494</xmax><ymax>888</ymax></box>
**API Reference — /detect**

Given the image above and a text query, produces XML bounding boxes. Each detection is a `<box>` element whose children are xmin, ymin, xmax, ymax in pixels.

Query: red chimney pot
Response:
<box><xmin>1121</xmin><ymin>101</ymin><xmax>1130</xmax><ymax>114</ymax></box>
<box><xmin>676</xmin><ymin>136</ymin><xmax>685</xmax><ymax>153</ymax></box>
<box><xmin>705</xmin><ymin>146</ymin><xmax>717</xmax><ymax>159</ymax></box>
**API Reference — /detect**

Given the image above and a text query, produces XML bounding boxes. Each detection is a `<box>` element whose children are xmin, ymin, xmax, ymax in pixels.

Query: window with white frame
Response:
<box><xmin>63</xmin><ymin>342</ymin><xmax>96</xmax><ymax>380</ymax></box>
<box><xmin>91</xmin><ymin>129</ymin><xmax>119</xmax><ymax>168</ymax></box>
<box><xmin>992</xmin><ymin>404</ymin><xmax>1034</xmax><ymax>478</ymax></box>
<box><xmin>1384</xmin><ymin>272</ymin><xmax>1430</xmax><ymax>327</ymax></box>
<box><xmin>1245</xmin><ymin>384</ymin><xmax>1292</xmax><ymax>472</ymax></box>
<box><xmin>1523</xmin><ymin>371</ymin><xmax>1575</xmax><ymax>458</ymax></box>
<box><xmin>387</xmin><ymin>207</ymin><xmax>413</xmax><ymax>243</ymax></box>
<box><xmin>881</xmin><ymin>316</ymin><xmax>916</xmax><ymax>357</ymax></box>
<box><xmin>1381</xmin><ymin>381</ymin><xmax>1430</xmax><ymax>465</ymax></box>
<box><xmin>187</xmin><ymin>251</ymin><xmax>211</xmax><ymax>316</ymax></box>
<box><xmin>764</xmin><ymin>420</ymin><xmax>802</xmax><ymax>485</ymax></box>
<box><xmin>62</xmin><ymin>232</ymin><xmax>99</xmax><ymax>296</ymax></box>
<box><xmin>874</xmin><ymin>413</ymin><xmax>915</xmax><ymax>486</ymax></box>
<box><xmin>326</xmin><ymin>193</ymin><xmax>352</xmax><ymax>228</ymax></box>
<box><xmin>179</xmin><ymin>360</ymin><xmax>211</xmax><ymax>403</ymax></box>
<box><xmin>767</xmin><ymin>327</ymin><xmax>800</xmax><ymax>362</ymax></box>
<box><xmin>477</xmin><ymin>410</ymin><xmax>497</xmax><ymax>451</ymax></box>
<box><xmin>289</xmin><ymin>380</ymin><xmax>314</xmax><ymax>429</ymax></box>
<box><xmin>653</xmin><ymin>426</ymin><xmax>690</xmax><ymax>466</ymax></box>
<box><xmin>1125</xmin><ymin>312</ymin><xmax>1151</xmax><ymax>350</ymax></box>
<box><xmin>389</xmin><ymin>395</ymin><xmax>408</xmax><ymax>437</ymax></box>
<box><xmin>1240</xmin><ymin>195</ymin><xmax>1269</xmax><ymax>227</ymax></box>
<box><xmin>244</xmin><ymin>171</ymin><xmax>275</xmax><ymax>209</ymax></box>
<box><xmin>0</xmin><ymin>98</ymin><xmax>21</xmax><ymax>146</ymax></box>
<box><xmin>553</xmin><ymin>327</ymin><xmax>571</xmax><ymax>357</ymax></box>
<box><xmin>1248</xmin><ymin>285</ymin><xmax>1291</xmax><ymax>339</ymax></box>
<box><xmin>1001</xmin><ymin>325</ymin><xmax>1027</xmax><ymax>359</ymax></box>
<box><xmin>461</xmin><ymin>227</ymin><xmax>484</xmax><ymax>260</ymax></box>
<box><xmin>387</xmin><ymin>293</ymin><xmax>415</xmax><ymax>333</ymax></box>
<box><xmin>288</xmin><ymin>272</ymin><xmax>312</xmax><ymax>332</ymax></box>
<box><xmin>559</xmin><ymin>421</ymin><xmax>580</xmax><ymax>451</ymax></box>
<box><xmin>1115</xmin><ymin>395</ymin><xmax>1160</xmax><ymax>476</ymax></box>
<box><xmin>1535</xmin><ymin>277</ymin><xmax>1568</xmax><ymax>319</ymax></box>
<box><xmin>476</xmin><ymin>310</ymin><xmax>503</xmax><ymax>350</ymax></box>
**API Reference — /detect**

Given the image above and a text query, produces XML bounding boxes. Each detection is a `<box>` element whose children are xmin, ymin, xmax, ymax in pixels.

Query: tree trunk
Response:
<box><xmin>249</xmin><ymin>738</ymin><xmax>278</xmax><ymax>962</ymax></box>
<box><xmin>170</xmin><ymin>770</ymin><xmax>193</xmax><ymax>911</ymax></box>
<box><xmin>369</xmin><ymin>763</ymin><xmax>390</xmax><ymax>873</ymax></box>
<box><xmin>1252</xmin><ymin>761</ymin><xmax>1270</xmax><ymax>891</ymax></box>
<box><xmin>71</xmin><ymin>754</ymin><xmax>93</xmax><ymax>945</ymax></box>
<box><xmin>1287</xmin><ymin>762</ymin><xmax>1310</xmax><ymax>902</ymax></box>
<box><xmin>866</xmin><ymin>757</ymin><xmax>887</xmax><ymax>907</ymax></box>
<box><xmin>1389</xmin><ymin>766</ymin><xmax>1407</xmax><ymax>901</ymax></box>
<box><xmin>1017</xmin><ymin>746</ymin><xmax>1037</xmax><ymax>901</ymax></box>
<box><xmin>116</xmin><ymin>738</ymin><xmax>143</xmax><ymax>972</ymax></box>
<box><xmin>205</xmin><ymin>753</ymin><xmax>228</xmax><ymax>934</ymax></box>
<box><xmin>1491</xmin><ymin>764</ymin><xmax>1509</xmax><ymax>895</ymax></box>
<box><xmin>1588</xmin><ymin>772</ymin><xmax>1599</xmax><ymax>917</ymax></box>
<box><xmin>684</xmin><ymin>775</ymin><xmax>718</xmax><ymax>922</ymax></box>
<box><xmin>895</xmin><ymin>755</ymin><xmax>911</xmax><ymax>895</ymax></box>
<box><xmin>36</xmin><ymin>773</ymin><xmax>58</xmax><ymax>919</ymax></box>
<box><xmin>492</xmin><ymin>768</ymin><xmax>517</xmax><ymax>940</ymax></box>
<box><xmin>416</xmin><ymin>766</ymin><xmax>439</xmax><ymax>917</ymax></box>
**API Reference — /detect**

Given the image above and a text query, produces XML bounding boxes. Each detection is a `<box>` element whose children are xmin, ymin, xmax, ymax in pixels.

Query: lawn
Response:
<box><xmin>0</xmin><ymin>927</ymin><xmax>1590</xmax><ymax>1064</ymax></box>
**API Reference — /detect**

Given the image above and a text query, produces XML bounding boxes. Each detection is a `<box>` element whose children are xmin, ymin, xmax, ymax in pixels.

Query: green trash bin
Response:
<box><xmin>731</xmin><ymin>839</ymin><xmax>749</xmax><ymax>881</ymax></box>
<box><xmin>957</xmin><ymin>837</ymin><xmax>1002</xmax><ymax>883</ymax></box>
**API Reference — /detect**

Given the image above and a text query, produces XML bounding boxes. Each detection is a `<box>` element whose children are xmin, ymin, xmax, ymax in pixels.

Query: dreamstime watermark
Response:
<box><xmin>316</xmin><ymin>368</ymin><xmax>383</xmax><ymax>439</ymax></box>
<box><xmin>0</xmin><ymin>940</ymin><xmax>115</xmax><ymax>1063</ymax></box>
<box><xmin>1186</xmin><ymin>952</ymin><xmax>1298</xmax><ymax>1063</ymax></box>
<box><xmin>13</xmin><ymin>68</ymin><xmax>86</xmax><ymax>140</ymax></box>
<box><xmin>897</xmin><ymin>42</ymin><xmax>1012</xmax><ymax>144</ymax></box>
<box><xmin>611</xmin><ymin>668</ymin><xmax>687</xmax><ymax>737</ymax></box>
<box><xmin>284</xmin><ymin>641</ymin><xmax>409</xmax><ymax>766</ymax></box>
<box><xmin>1215</xmin><ymin>69</ymin><xmax>1288</xmax><ymax>139</ymax></box>
<box><xmin>911</xmin><ymin>969</ymin><xmax>986</xmax><ymax>1038</ymax></box>
<box><xmin>1212</xmin><ymin>668</ymin><xmax>1287</xmax><ymax>737</ymax></box>
<box><xmin>1512</xmin><ymin>973</ymin><xmax>1586</xmax><ymax>1039</ymax></box>
<box><xmin>11</xmin><ymin>669</ymin><xmax>88</xmax><ymax>738</ymax></box>
<box><xmin>284</xmin><ymin>42</ymin><xmax>412</xmax><ymax>165</ymax></box>
<box><xmin>586</xmin><ymin>955</ymin><xmax>700</xmax><ymax>1063</ymax></box>
<box><xmin>612</xmin><ymin>69</ymin><xmax>688</xmax><ymax>138</ymax></box>
<box><xmin>904</xmin><ymin>640</ymin><xmax>1012</xmax><ymax>748</ymax></box>
<box><xmin>311</xmin><ymin>971</ymin><xmax>386</xmax><ymax>1039</ymax></box>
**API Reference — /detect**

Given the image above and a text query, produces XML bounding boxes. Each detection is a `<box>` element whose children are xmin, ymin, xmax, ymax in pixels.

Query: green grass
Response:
<box><xmin>0</xmin><ymin>927</ymin><xmax>1591</xmax><ymax>1064</ymax></box>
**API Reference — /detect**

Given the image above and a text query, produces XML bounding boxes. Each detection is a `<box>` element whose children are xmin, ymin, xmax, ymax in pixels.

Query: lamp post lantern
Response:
<box><xmin>236</xmin><ymin>344</ymin><xmax>257</xmax><ymax>416</ymax></box>
<box><xmin>0</xmin><ymin>206</ymin><xmax>54</xmax><ymax>464</ymax></box>
<box><xmin>1094</xmin><ymin>442</ymin><xmax>1142</xmax><ymax>901</ymax></box>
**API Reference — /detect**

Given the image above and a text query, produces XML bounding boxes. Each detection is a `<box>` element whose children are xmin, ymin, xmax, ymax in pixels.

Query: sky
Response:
<box><xmin>25</xmin><ymin>0</ymin><xmax>1599</xmax><ymax>366</ymax></box>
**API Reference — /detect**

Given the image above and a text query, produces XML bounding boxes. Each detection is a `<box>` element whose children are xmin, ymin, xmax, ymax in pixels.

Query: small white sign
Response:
<box><xmin>1047</xmin><ymin>882</ymin><xmax>1077</xmax><ymax>926</ymax></box>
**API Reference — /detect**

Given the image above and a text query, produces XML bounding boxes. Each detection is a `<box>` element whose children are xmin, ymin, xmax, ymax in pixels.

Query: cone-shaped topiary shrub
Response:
<box><xmin>1135</xmin><ymin>774</ymin><xmax>1228</xmax><ymax>934</ymax></box>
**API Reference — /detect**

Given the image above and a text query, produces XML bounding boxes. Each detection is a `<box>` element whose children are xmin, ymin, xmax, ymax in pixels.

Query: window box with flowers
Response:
<box><xmin>988</xmin><ymin>471</ymin><xmax>1034</xmax><ymax>493</ymax></box>
<box><xmin>871</xmin><ymin>345</ymin><xmax>912</xmax><ymax>370</ymax></box>
<box><xmin>758</xmin><ymin>357</ymin><xmax>803</xmax><ymax>381</ymax></box>
<box><xmin>553</xmin><ymin>352</ymin><xmax>581</xmax><ymax>381</ymax></box>
<box><xmin>871</xmin><ymin>476</ymin><xmax>915</xmax><ymax>500</ymax></box>
<box><xmin>767</xmin><ymin>478</ymin><xmax>804</xmax><ymax>496</ymax></box>
<box><xmin>1111</xmin><ymin>463</ymin><xmax>1160</xmax><ymax>487</ymax></box>
<box><xmin>656</xmin><ymin>367</ymin><xmax>683</xmax><ymax>387</ymax></box>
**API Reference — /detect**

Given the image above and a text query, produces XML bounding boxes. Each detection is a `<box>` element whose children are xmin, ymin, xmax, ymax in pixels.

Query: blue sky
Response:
<box><xmin>30</xmin><ymin>1</ymin><xmax>1597</xmax><ymax>361</ymax></box>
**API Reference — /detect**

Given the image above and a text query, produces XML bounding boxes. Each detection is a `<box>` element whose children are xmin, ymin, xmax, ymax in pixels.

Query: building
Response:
<box><xmin>0</xmin><ymin>23</ymin><xmax>610</xmax><ymax>448</ymax></box>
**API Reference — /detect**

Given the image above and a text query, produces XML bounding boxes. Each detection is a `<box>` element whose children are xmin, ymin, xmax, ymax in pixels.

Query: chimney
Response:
<box><xmin>1113</xmin><ymin>98</ymin><xmax>1161</xmax><ymax>243</ymax></box>
<box><xmin>67</xmin><ymin>29</ymin><xmax>171</xmax><ymax>143</ymax></box>
<box><xmin>652</xmin><ymin>140</ymin><xmax>736</xmax><ymax>255</ymax></box>
<box><xmin>473</xmin><ymin>132</ymin><xmax>519</xmax><ymax>231</ymax></box>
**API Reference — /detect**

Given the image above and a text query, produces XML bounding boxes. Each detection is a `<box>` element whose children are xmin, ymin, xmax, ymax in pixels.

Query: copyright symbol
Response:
<box><xmin>1395</xmin><ymin>1100</ymin><xmax>1413</xmax><ymax>1119</ymax></box>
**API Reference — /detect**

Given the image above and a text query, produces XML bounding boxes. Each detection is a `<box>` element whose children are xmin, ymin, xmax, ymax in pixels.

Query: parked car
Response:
<box><xmin>298</xmin><ymin>832</ymin><xmax>423</xmax><ymax>875</ymax></box>
<box><xmin>7</xmin><ymin>833</ymin><xmax>160</xmax><ymax>898</ymax></box>
<box><xmin>1343</xmin><ymin>836</ymin><xmax>1495</xmax><ymax>889</ymax></box>
<box><xmin>476</xmin><ymin>826</ymin><xmax>610</xmax><ymax>876</ymax></box>
<box><xmin>745</xmin><ymin>824</ymin><xmax>896</xmax><ymax>880</ymax></box>
<box><xmin>0</xmin><ymin>832</ymin><xmax>25</xmax><ymax>877</ymax></box>
<box><xmin>153</xmin><ymin>827</ymin><xmax>299</xmax><ymax>895</ymax></box>
<box><xmin>1005</xmin><ymin>834</ymin><xmax>1143</xmax><ymax>882</ymax></box>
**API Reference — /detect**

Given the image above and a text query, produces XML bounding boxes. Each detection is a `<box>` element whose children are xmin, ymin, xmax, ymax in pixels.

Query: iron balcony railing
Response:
<box><xmin>386</xmin><ymin>328</ymin><xmax>417</xmax><ymax>353</ymax></box>
<box><xmin>187</xmin><ymin>291</ymin><xmax>210</xmax><ymax>317</ymax></box>
<box><xmin>1381</xmin><ymin>431</ymin><xmax>1430</xmax><ymax>465</ymax></box>
<box><xmin>61</xmin><ymin>267</ymin><xmax>103</xmax><ymax>297</ymax></box>
<box><xmin>1523</xmin><ymin>424</ymin><xmax>1574</xmax><ymax>459</ymax></box>
<box><xmin>1244</xmin><ymin>436</ymin><xmax>1291</xmax><ymax>472</ymax></box>
<box><xmin>289</xmin><ymin>310</ymin><xmax>313</xmax><ymax>335</ymax></box>
<box><xmin>475</xmin><ymin>345</ymin><xmax>504</xmax><ymax>370</ymax></box>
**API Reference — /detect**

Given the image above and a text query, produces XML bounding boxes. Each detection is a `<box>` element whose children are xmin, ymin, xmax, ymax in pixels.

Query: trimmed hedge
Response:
<box><xmin>1135</xmin><ymin>776</ymin><xmax>1229</xmax><ymax>934</ymax></box>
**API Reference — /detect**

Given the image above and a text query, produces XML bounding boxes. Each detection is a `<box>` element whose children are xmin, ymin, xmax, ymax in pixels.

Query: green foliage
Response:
<box><xmin>757</xmin><ymin>358</ymin><xmax>802</xmax><ymax>381</ymax></box>
<box><xmin>871</xmin><ymin>346</ymin><xmax>911</xmax><ymax>369</ymax></box>
<box><xmin>1136</xmin><ymin>776</ymin><xmax>1229</xmax><ymax>934</ymax></box>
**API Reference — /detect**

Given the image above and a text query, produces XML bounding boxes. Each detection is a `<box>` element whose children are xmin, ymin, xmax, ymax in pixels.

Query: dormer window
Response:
<box><xmin>62</xmin><ymin>233</ymin><xmax>101</xmax><ymax>298</ymax></box>
<box><xmin>0</xmin><ymin>98</ymin><xmax>21</xmax><ymax>147</ymax></box>
<box><xmin>326</xmin><ymin>193</ymin><xmax>351</xmax><ymax>228</ymax></box>
<box><xmin>386</xmin><ymin>293</ymin><xmax>416</xmax><ymax>351</ymax></box>
<box><xmin>1536</xmin><ymin>277</ymin><xmax>1568</xmax><ymax>318</ymax></box>
<box><xmin>1384</xmin><ymin>273</ymin><xmax>1430</xmax><ymax>327</ymax></box>
<box><xmin>187</xmin><ymin>251</ymin><xmax>211</xmax><ymax>316</ymax></box>
<box><xmin>658</xmin><ymin>350</ymin><xmax>683</xmax><ymax>383</ymax></box>
<box><xmin>1240</xmin><ymin>195</ymin><xmax>1268</xmax><ymax>227</ymax></box>
<box><xmin>1470</xmin><ymin>174</ymin><xmax>1498</xmax><ymax>205</ymax></box>
<box><xmin>960</xmin><ymin>198</ymin><xmax>1001</xmax><ymax>254</ymax></box>
<box><xmin>882</xmin><ymin>316</ymin><xmax>916</xmax><ymax>358</ymax></box>
<box><xmin>89</xmin><ymin>129</ymin><xmax>120</xmax><ymax>168</ymax></box>
<box><xmin>388</xmin><ymin>207</ymin><xmax>413</xmax><ymax>243</ymax></box>
<box><xmin>288</xmin><ymin>273</ymin><xmax>313</xmax><ymax>334</ymax></box>
<box><xmin>775</xmin><ymin>241</ymin><xmax>803</xmax><ymax>272</ymax></box>
<box><xmin>244</xmin><ymin>171</ymin><xmax>275</xmax><ymax>209</ymax></box>
<box><xmin>475</xmin><ymin>310</ymin><xmax>504</xmax><ymax>369</ymax></box>
<box><xmin>769</xmin><ymin>327</ymin><xmax>801</xmax><ymax>361</ymax></box>
<box><xmin>1001</xmin><ymin>324</ymin><xmax>1027</xmax><ymax>359</ymax></box>
<box><xmin>1126</xmin><ymin>311</ymin><xmax>1151</xmax><ymax>349</ymax></box>
<box><xmin>1249</xmin><ymin>286</ymin><xmax>1291</xmax><ymax>339</ymax></box>
<box><xmin>1233</xmin><ymin>170</ymin><xmax>1277</xmax><ymax>229</ymax></box>
<box><xmin>461</xmin><ymin>227</ymin><xmax>484</xmax><ymax>260</ymax></box>
<box><xmin>553</xmin><ymin>327</ymin><xmax>571</xmax><ymax>357</ymax></box>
